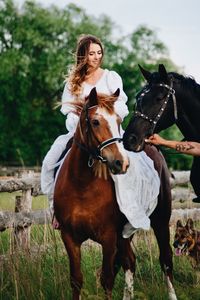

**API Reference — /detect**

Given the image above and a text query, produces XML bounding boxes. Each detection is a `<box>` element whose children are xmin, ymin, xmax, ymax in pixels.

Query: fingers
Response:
<box><xmin>145</xmin><ymin>138</ymin><xmax>151</xmax><ymax>143</ymax></box>
<box><xmin>145</xmin><ymin>134</ymin><xmax>158</xmax><ymax>146</ymax></box>
<box><xmin>145</xmin><ymin>135</ymin><xmax>154</xmax><ymax>143</ymax></box>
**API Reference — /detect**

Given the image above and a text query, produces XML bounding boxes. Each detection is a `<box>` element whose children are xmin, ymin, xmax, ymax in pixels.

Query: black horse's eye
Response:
<box><xmin>92</xmin><ymin>119</ymin><xmax>100</xmax><ymax>127</ymax></box>
<box><xmin>156</xmin><ymin>92</ymin><xmax>165</xmax><ymax>101</ymax></box>
<box><xmin>156</xmin><ymin>96</ymin><xmax>163</xmax><ymax>101</ymax></box>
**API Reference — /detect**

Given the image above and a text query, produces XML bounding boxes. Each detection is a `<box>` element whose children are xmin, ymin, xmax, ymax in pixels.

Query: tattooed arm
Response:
<box><xmin>145</xmin><ymin>134</ymin><xmax>200</xmax><ymax>156</ymax></box>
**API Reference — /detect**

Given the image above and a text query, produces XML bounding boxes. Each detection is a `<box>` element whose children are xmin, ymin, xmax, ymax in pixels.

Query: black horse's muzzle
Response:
<box><xmin>123</xmin><ymin>133</ymin><xmax>145</xmax><ymax>152</ymax></box>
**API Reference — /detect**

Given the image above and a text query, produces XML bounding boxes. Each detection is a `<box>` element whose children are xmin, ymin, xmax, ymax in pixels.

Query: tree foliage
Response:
<box><xmin>0</xmin><ymin>0</ymin><xmax>189</xmax><ymax>169</ymax></box>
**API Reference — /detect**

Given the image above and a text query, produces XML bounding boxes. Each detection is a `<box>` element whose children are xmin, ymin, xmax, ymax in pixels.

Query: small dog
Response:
<box><xmin>173</xmin><ymin>218</ymin><xmax>200</xmax><ymax>267</ymax></box>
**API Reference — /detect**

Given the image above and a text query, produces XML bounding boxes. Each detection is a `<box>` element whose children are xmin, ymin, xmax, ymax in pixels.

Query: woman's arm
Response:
<box><xmin>60</xmin><ymin>82</ymin><xmax>76</xmax><ymax>115</ymax></box>
<box><xmin>145</xmin><ymin>134</ymin><xmax>200</xmax><ymax>156</ymax></box>
<box><xmin>60</xmin><ymin>82</ymin><xmax>79</xmax><ymax>133</ymax></box>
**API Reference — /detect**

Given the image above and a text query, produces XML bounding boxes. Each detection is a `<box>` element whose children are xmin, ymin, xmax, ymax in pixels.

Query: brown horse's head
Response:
<box><xmin>75</xmin><ymin>87</ymin><xmax>129</xmax><ymax>176</ymax></box>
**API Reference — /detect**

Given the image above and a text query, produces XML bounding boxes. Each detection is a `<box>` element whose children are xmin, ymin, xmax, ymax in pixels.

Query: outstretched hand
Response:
<box><xmin>145</xmin><ymin>134</ymin><xmax>165</xmax><ymax>146</ymax></box>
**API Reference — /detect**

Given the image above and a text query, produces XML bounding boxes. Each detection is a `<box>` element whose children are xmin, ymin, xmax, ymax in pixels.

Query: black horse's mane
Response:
<box><xmin>169</xmin><ymin>72</ymin><xmax>200</xmax><ymax>97</ymax></box>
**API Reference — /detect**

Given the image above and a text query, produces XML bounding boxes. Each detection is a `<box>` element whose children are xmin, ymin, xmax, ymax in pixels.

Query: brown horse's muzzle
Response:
<box><xmin>107</xmin><ymin>157</ymin><xmax>129</xmax><ymax>175</ymax></box>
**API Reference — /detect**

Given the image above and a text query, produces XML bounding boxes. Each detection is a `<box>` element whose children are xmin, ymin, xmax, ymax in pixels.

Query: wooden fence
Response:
<box><xmin>0</xmin><ymin>170</ymin><xmax>200</xmax><ymax>249</ymax></box>
<box><xmin>0</xmin><ymin>172</ymin><xmax>50</xmax><ymax>250</ymax></box>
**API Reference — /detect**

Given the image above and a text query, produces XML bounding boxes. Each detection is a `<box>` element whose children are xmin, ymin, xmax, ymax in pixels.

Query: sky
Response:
<box><xmin>16</xmin><ymin>0</ymin><xmax>200</xmax><ymax>83</ymax></box>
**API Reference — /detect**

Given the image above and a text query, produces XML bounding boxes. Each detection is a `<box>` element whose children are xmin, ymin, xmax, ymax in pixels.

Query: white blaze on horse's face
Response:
<box><xmin>95</xmin><ymin>107</ymin><xmax>129</xmax><ymax>173</ymax></box>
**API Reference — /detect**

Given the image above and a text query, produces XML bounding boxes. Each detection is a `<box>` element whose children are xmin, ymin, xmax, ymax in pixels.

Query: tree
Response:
<box><xmin>112</xmin><ymin>26</ymin><xmax>178</xmax><ymax>120</ymax></box>
<box><xmin>0</xmin><ymin>0</ymin><xmax>183</xmax><ymax>170</ymax></box>
<box><xmin>0</xmin><ymin>0</ymin><xmax>120</xmax><ymax>165</ymax></box>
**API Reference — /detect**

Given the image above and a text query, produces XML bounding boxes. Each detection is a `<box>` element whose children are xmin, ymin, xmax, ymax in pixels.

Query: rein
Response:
<box><xmin>134</xmin><ymin>81</ymin><xmax>177</xmax><ymax>132</ymax></box>
<box><xmin>74</xmin><ymin>104</ymin><xmax>122</xmax><ymax>167</ymax></box>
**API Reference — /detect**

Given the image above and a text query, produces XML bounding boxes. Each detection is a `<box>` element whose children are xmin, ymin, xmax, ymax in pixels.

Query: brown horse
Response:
<box><xmin>54</xmin><ymin>88</ymin><xmax>134</xmax><ymax>300</ymax></box>
<box><xmin>54</xmin><ymin>87</ymin><xmax>177</xmax><ymax>300</ymax></box>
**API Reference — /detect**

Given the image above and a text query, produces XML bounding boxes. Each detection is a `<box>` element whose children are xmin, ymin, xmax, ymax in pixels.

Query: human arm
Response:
<box><xmin>107</xmin><ymin>71</ymin><xmax>129</xmax><ymax>121</ymax></box>
<box><xmin>145</xmin><ymin>134</ymin><xmax>200</xmax><ymax>156</ymax></box>
<box><xmin>60</xmin><ymin>82</ymin><xmax>79</xmax><ymax>133</ymax></box>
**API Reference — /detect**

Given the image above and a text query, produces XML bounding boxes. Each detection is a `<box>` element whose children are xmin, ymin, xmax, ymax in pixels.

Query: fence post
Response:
<box><xmin>14</xmin><ymin>189</ymin><xmax>32</xmax><ymax>250</ymax></box>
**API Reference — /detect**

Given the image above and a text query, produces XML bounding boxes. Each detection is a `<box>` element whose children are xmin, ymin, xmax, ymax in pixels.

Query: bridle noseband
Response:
<box><xmin>75</xmin><ymin>104</ymin><xmax>122</xmax><ymax>167</ymax></box>
<box><xmin>134</xmin><ymin>81</ymin><xmax>177</xmax><ymax>131</ymax></box>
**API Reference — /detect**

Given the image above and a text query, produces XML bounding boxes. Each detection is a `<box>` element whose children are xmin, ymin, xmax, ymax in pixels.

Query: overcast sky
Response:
<box><xmin>16</xmin><ymin>0</ymin><xmax>200</xmax><ymax>83</ymax></box>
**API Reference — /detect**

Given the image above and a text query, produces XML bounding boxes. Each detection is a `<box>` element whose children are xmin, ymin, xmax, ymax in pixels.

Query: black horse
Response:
<box><xmin>123</xmin><ymin>64</ymin><xmax>200</xmax><ymax>202</ymax></box>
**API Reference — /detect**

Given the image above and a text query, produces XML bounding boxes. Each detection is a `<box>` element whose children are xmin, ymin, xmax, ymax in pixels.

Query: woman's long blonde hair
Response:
<box><xmin>67</xmin><ymin>34</ymin><xmax>104</xmax><ymax>97</ymax></box>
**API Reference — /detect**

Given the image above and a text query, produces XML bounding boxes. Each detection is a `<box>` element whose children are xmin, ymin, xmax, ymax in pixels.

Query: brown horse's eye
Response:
<box><xmin>92</xmin><ymin>119</ymin><xmax>100</xmax><ymax>127</ymax></box>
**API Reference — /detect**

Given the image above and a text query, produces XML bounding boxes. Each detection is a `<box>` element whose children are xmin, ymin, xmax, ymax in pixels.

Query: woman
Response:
<box><xmin>41</xmin><ymin>34</ymin><xmax>160</xmax><ymax>236</ymax></box>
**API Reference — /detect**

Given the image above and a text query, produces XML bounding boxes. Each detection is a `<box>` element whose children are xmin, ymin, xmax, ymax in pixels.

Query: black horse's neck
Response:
<box><xmin>176</xmin><ymin>105</ymin><xmax>200</xmax><ymax>141</ymax></box>
<box><xmin>172</xmin><ymin>74</ymin><xmax>200</xmax><ymax>141</ymax></box>
<box><xmin>176</xmin><ymin>115</ymin><xmax>200</xmax><ymax>141</ymax></box>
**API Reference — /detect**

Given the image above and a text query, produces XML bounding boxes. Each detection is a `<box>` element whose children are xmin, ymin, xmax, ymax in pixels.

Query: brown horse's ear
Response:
<box><xmin>176</xmin><ymin>220</ymin><xmax>183</xmax><ymax>228</ymax></box>
<box><xmin>158</xmin><ymin>64</ymin><xmax>169</xmax><ymax>83</ymax></box>
<box><xmin>113</xmin><ymin>88</ymin><xmax>120</xmax><ymax>98</ymax></box>
<box><xmin>138</xmin><ymin>64</ymin><xmax>152</xmax><ymax>82</ymax></box>
<box><xmin>186</xmin><ymin>218</ymin><xmax>194</xmax><ymax>232</ymax></box>
<box><xmin>88</xmin><ymin>87</ymin><xmax>98</xmax><ymax>107</ymax></box>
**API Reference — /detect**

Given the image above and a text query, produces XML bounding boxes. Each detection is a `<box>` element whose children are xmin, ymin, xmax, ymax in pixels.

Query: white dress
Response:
<box><xmin>41</xmin><ymin>69</ymin><xmax>160</xmax><ymax>230</ymax></box>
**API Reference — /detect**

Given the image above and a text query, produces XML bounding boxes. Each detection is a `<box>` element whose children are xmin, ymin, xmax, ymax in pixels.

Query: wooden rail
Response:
<box><xmin>0</xmin><ymin>171</ymin><xmax>200</xmax><ymax>249</ymax></box>
<box><xmin>0</xmin><ymin>173</ymin><xmax>44</xmax><ymax>250</ymax></box>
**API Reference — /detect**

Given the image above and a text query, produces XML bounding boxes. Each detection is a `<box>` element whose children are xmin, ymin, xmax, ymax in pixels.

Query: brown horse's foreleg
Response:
<box><xmin>61</xmin><ymin>231</ymin><xmax>82</xmax><ymax>300</ymax></box>
<box><xmin>100</xmin><ymin>235</ymin><xmax>118</xmax><ymax>299</ymax></box>
<box><xmin>151</xmin><ymin>223</ymin><xmax>177</xmax><ymax>300</ymax></box>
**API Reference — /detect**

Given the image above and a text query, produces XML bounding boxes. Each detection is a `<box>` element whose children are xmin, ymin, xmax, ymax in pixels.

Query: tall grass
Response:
<box><xmin>1</xmin><ymin>193</ymin><xmax>200</xmax><ymax>299</ymax></box>
<box><xmin>1</xmin><ymin>224</ymin><xmax>200</xmax><ymax>300</ymax></box>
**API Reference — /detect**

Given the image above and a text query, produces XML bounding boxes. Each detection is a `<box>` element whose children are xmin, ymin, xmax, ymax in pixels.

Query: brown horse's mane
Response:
<box><xmin>90</xmin><ymin>93</ymin><xmax>117</xmax><ymax>113</ymax></box>
<box><xmin>62</xmin><ymin>93</ymin><xmax>117</xmax><ymax>115</ymax></box>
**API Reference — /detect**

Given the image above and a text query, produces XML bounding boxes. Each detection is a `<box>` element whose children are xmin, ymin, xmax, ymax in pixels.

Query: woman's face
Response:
<box><xmin>87</xmin><ymin>43</ymin><xmax>103</xmax><ymax>69</ymax></box>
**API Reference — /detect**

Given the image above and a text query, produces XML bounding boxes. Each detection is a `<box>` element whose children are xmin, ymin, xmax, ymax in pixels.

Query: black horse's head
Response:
<box><xmin>123</xmin><ymin>64</ymin><xmax>177</xmax><ymax>152</ymax></box>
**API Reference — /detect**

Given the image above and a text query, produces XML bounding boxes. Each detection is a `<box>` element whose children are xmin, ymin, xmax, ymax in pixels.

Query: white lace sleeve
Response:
<box><xmin>107</xmin><ymin>71</ymin><xmax>129</xmax><ymax>120</ymax></box>
<box><xmin>60</xmin><ymin>82</ymin><xmax>75</xmax><ymax>115</ymax></box>
<box><xmin>65</xmin><ymin>112</ymin><xmax>79</xmax><ymax>134</ymax></box>
<box><xmin>60</xmin><ymin>82</ymin><xmax>79</xmax><ymax>133</ymax></box>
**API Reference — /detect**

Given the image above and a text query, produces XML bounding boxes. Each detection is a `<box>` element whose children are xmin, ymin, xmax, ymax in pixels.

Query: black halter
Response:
<box><xmin>74</xmin><ymin>104</ymin><xmax>122</xmax><ymax>167</ymax></box>
<box><xmin>134</xmin><ymin>81</ymin><xmax>177</xmax><ymax>131</ymax></box>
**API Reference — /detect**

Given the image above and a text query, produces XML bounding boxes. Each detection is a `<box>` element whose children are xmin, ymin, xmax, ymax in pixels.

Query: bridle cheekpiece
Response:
<box><xmin>134</xmin><ymin>80</ymin><xmax>177</xmax><ymax>131</ymax></box>
<box><xmin>75</xmin><ymin>104</ymin><xmax>122</xmax><ymax>167</ymax></box>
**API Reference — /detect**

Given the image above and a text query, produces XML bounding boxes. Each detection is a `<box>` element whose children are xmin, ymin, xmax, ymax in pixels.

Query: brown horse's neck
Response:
<box><xmin>66</xmin><ymin>129</ymin><xmax>94</xmax><ymax>181</ymax></box>
<box><xmin>69</xmin><ymin>146</ymin><xmax>91</xmax><ymax>175</ymax></box>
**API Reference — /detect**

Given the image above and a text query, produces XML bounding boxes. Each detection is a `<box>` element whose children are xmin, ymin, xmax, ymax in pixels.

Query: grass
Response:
<box><xmin>1</xmin><ymin>225</ymin><xmax>200</xmax><ymax>299</ymax></box>
<box><xmin>1</xmin><ymin>193</ymin><xmax>200</xmax><ymax>299</ymax></box>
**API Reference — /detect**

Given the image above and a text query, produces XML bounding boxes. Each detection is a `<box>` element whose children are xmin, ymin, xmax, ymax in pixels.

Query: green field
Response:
<box><xmin>0</xmin><ymin>193</ymin><xmax>200</xmax><ymax>299</ymax></box>
<box><xmin>0</xmin><ymin>192</ymin><xmax>48</xmax><ymax>211</ymax></box>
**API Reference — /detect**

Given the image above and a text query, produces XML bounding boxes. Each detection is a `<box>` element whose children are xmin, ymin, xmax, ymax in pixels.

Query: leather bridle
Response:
<box><xmin>74</xmin><ymin>104</ymin><xmax>122</xmax><ymax>167</ymax></box>
<box><xmin>134</xmin><ymin>81</ymin><xmax>177</xmax><ymax>132</ymax></box>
